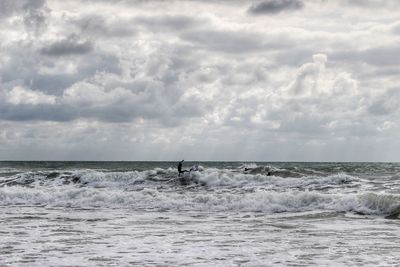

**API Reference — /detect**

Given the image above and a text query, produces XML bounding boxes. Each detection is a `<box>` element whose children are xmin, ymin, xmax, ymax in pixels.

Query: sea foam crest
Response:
<box><xmin>192</xmin><ymin>169</ymin><xmax>358</xmax><ymax>189</ymax></box>
<box><xmin>0</xmin><ymin>185</ymin><xmax>398</xmax><ymax>216</ymax></box>
<box><xmin>1</xmin><ymin>168</ymin><xmax>359</xmax><ymax>190</ymax></box>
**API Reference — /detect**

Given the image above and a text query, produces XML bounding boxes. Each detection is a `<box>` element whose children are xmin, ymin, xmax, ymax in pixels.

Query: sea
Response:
<box><xmin>0</xmin><ymin>161</ymin><xmax>399</xmax><ymax>266</ymax></box>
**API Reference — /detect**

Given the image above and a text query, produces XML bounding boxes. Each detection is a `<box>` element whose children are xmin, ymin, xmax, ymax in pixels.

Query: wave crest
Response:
<box><xmin>0</xmin><ymin>185</ymin><xmax>398</xmax><ymax>216</ymax></box>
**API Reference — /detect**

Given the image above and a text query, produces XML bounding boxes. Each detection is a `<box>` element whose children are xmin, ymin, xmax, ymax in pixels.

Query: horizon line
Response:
<box><xmin>0</xmin><ymin>160</ymin><xmax>399</xmax><ymax>163</ymax></box>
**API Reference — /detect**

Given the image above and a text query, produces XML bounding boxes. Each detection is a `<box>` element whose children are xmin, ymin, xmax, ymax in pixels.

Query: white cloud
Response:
<box><xmin>63</xmin><ymin>81</ymin><xmax>132</xmax><ymax>107</ymax></box>
<box><xmin>6</xmin><ymin>86</ymin><xmax>56</xmax><ymax>105</ymax></box>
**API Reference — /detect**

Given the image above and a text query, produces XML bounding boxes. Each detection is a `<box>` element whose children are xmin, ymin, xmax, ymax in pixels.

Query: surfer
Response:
<box><xmin>178</xmin><ymin>160</ymin><xmax>189</xmax><ymax>176</ymax></box>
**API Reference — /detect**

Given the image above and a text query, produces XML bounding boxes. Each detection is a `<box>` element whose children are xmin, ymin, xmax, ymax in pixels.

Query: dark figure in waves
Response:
<box><xmin>178</xmin><ymin>160</ymin><xmax>189</xmax><ymax>176</ymax></box>
<box><xmin>244</xmin><ymin>167</ymin><xmax>272</xmax><ymax>176</ymax></box>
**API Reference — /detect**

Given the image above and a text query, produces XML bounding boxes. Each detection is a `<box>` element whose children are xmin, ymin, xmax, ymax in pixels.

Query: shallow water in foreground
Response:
<box><xmin>2</xmin><ymin>207</ymin><xmax>400</xmax><ymax>266</ymax></box>
<box><xmin>0</xmin><ymin>162</ymin><xmax>400</xmax><ymax>266</ymax></box>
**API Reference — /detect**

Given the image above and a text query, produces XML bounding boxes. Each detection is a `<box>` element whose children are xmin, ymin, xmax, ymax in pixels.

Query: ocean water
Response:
<box><xmin>0</xmin><ymin>161</ymin><xmax>399</xmax><ymax>266</ymax></box>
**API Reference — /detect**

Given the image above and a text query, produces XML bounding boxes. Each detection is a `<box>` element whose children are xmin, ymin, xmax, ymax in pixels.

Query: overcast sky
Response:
<box><xmin>1</xmin><ymin>0</ymin><xmax>400</xmax><ymax>161</ymax></box>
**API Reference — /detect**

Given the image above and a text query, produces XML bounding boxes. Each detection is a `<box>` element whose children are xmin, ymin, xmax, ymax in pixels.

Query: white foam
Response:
<box><xmin>193</xmin><ymin>168</ymin><xmax>358</xmax><ymax>189</ymax></box>
<box><xmin>239</xmin><ymin>162</ymin><xmax>258</xmax><ymax>169</ymax></box>
<box><xmin>0</xmin><ymin>184</ymin><xmax>398</xmax><ymax>215</ymax></box>
<box><xmin>1</xmin><ymin>167</ymin><xmax>396</xmax><ymax>216</ymax></box>
<box><xmin>2</xmin><ymin>167</ymin><xmax>360</xmax><ymax>191</ymax></box>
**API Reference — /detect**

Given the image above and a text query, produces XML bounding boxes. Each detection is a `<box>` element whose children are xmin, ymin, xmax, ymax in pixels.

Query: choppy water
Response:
<box><xmin>0</xmin><ymin>161</ymin><xmax>399</xmax><ymax>266</ymax></box>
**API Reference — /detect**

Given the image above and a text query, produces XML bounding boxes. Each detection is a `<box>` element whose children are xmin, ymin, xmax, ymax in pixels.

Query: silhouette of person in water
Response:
<box><xmin>178</xmin><ymin>160</ymin><xmax>189</xmax><ymax>176</ymax></box>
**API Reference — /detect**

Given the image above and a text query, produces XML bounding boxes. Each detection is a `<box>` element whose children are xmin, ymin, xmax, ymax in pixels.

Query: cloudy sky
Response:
<box><xmin>1</xmin><ymin>0</ymin><xmax>400</xmax><ymax>161</ymax></box>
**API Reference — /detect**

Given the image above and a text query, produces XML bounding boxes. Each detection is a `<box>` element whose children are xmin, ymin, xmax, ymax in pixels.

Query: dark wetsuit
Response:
<box><xmin>178</xmin><ymin>162</ymin><xmax>189</xmax><ymax>176</ymax></box>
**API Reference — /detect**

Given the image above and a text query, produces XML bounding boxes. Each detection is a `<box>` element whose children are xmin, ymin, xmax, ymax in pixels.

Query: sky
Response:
<box><xmin>0</xmin><ymin>0</ymin><xmax>400</xmax><ymax>161</ymax></box>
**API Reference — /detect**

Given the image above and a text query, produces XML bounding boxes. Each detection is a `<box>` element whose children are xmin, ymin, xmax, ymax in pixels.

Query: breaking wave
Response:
<box><xmin>0</xmin><ymin>167</ymin><xmax>359</xmax><ymax>190</ymax></box>
<box><xmin>0</xmin><ymin>167</ymin><xmax>398</xmax><ymax>216</ymax></box>
<box><xmin>0</xmin><ymin>186</ymin><xmax>399</xmax><ymax>216</ymax></box>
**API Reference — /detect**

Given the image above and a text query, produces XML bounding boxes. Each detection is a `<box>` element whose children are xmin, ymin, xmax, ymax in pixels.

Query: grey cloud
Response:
<box><xmin>0</xmin><ymin>40</ymin><xmax>120</xmax><ymax>96</ymax></box>
<box><xmin>341</xmin><ymin>0</ymin><xmax>400</xmax><ymax>8</ymax></box>
<box><xmin>0</xmin><ymin>26</ymin><xmax>201</xmax><ymax>124</ymax></box>
<box><xmin>0</xmin><ymin>102</ymin><xmax>76</xmax><ymax>122</ymax></box>
<box><xmin>0</xmin><ymin>95</ymin><xmax>144</xmax><ymax>123</ymax></box>
<box><xmin>275</xmin><ymin>114</ymin><xmax>329</xmax><ymax>135</ymax></box>
<box><xmin>274</xmin><ymin>48</ymin><xmax>315</xmax><ymax>66</ymax></box>
<box><xmin>332</xmin><ymin>46</ymin><xmax>400</xmax><ymax>66</ymax></box>
<box><xmin>360</xmin><ymin>47</ymin><xmax>400</xmax><ymax>66</ymax></box>
<box><xmin>135</xmin><ymin>15</ymin><xmax>200</xmax><ymax>31</ymax></box>
<box><xmin>367</xmin><ymin>89</ymin><xmax>400</xmax><ymax>116</ymax></box>
<box><xmin>33</xmin><ymin>53</ymin><xmax>121</xmax><ymax>94</ymax></box>
<box><xmin>391</xmin><ymin>23</ymin><xmax>400</xmax><ymax>35</ymax></box>
<box><xmin>71</xmin><ymin>9</ymin><xmax>202</xmax><ymax>37</ymax></box>
<box><xmin>0</xmin><ymin>0</ymin><xmax>45</xmax><ymax>18</ymax></box>
<box><xmin>342</xmin><ymin>0</ymin><xmax>379</xmax><ymax>7</ymax></box>
<box><xmin>40</xmin><ymin>36</ymin><xmax>93</xmax><ymax>56</ymax></box>
<box><xmin>0</xmin><ymin>0</ymin><xmax>48</xmax><ymax>34</ymax></box>
<box><xmin>361</xmin><ymin>67</ymin><xmax>400</xmax><ymax>79</ymax></box>
<box><xmin>0</xmin><ymin>61</ymin><xmax>209</xmax><ymax>125</ymax></box>
<box><xmin>248</xmin><ymin>0</ymin><xmax>304</xmax><ymax>15</ymax></box>
<box><xmin>0</xmin><ymin>93</ymin><xmax>208</xmax><ymax>125</ymax></box>
<box><xmin>181</xmin><ymin>30</ymin><xmax>292</xmax><ymax>53</ymax></box>
<box><xmin>254</xmin><ymin>55</ymin><xmax>369</xmax><ymax>138</ymax></box>
<box><xmin>23</xmin><ymin>7</ymin><xmax>47</xmax><ymax>35</ymax></box>
<box><xmin>181</xmin><ymin>30</ymin><xmax>261</xmax><ymax>53</ymax></box>
<box><xmin>74</xmin><ymin>15</ymin><xmax>136</xmax><ymax>38</ymax></box>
